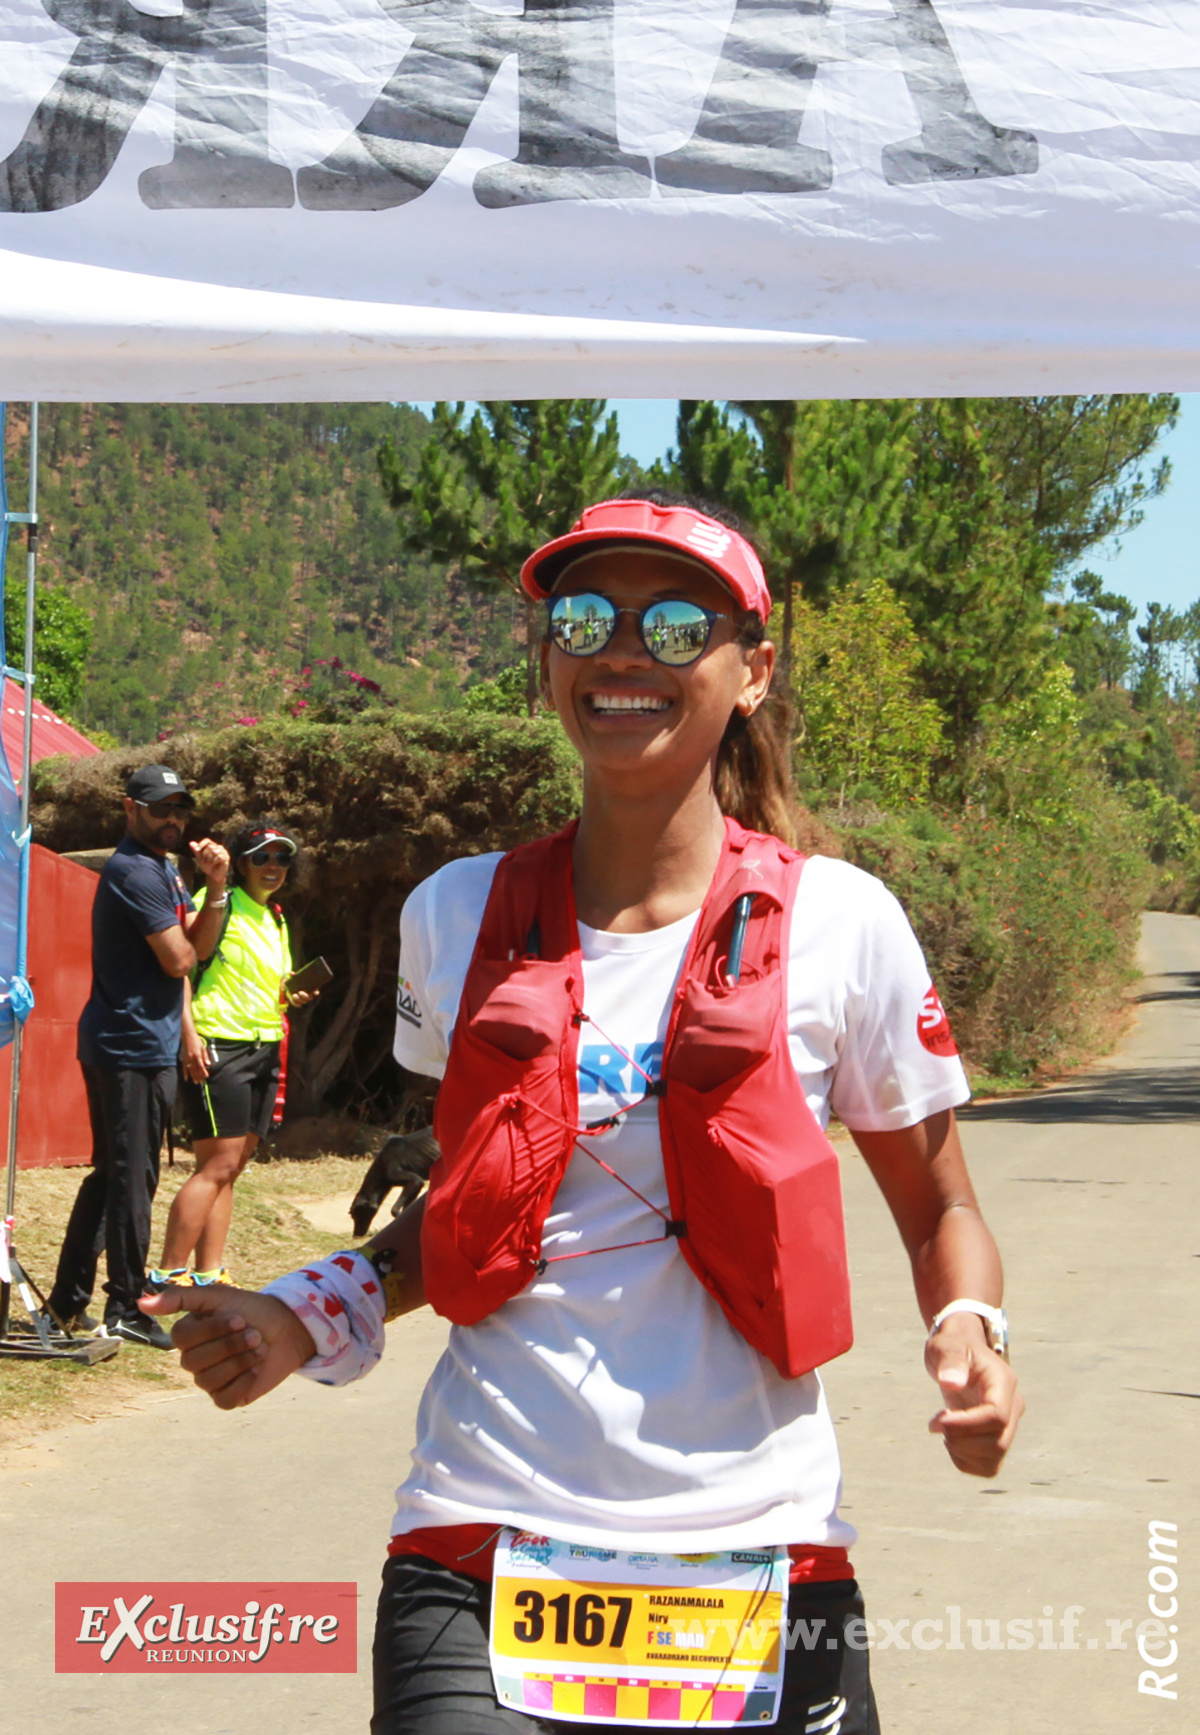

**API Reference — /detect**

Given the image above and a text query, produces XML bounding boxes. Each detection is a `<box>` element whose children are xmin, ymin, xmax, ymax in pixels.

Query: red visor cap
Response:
<box><xmin>521</xmin><ymin>500</ymin><xmax>772</xmax><ymax>621</ymax></box>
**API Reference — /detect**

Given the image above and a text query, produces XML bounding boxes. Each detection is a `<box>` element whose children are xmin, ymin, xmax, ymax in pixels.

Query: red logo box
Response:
<box><xmin>55</xmin><ymin>1582</ymin><xmax>357</xmax><ymax>1673</ymax></box>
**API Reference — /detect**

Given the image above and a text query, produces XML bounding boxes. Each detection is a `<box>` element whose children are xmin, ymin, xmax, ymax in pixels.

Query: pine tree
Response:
<box><xmin>670</xmin><ymin>400</ymin><xmax>914</xmax><ymax>685</ymax></box>
<box><xmin>667</xmin><ymin>394</ymin><xmax>1179</xmax><ymax>764</ymax></box>
<box><xmin>3</xmin><ymin>580</ymin><xmax>93</xmax><ymax>719</ymax></box>
<box><xmin>378</xmin><ymin>401</ymin><xmax>625</xmax><ymax>713</ymax></box>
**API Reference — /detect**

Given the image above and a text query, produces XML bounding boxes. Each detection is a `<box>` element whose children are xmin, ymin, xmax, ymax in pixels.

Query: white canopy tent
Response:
<box><xmin>0</xmin><ymin>0</ymin><xmax>1198</xmax><ymax>402</ymax></box>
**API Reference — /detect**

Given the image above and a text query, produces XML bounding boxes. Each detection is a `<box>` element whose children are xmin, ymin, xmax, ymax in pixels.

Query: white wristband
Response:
<box><xmin>262</xmin><ymin>1250</ymin><xmax>387</xmax><ymax>1386</ymax></box>
<box><xmin>928</xmin><ymin>1299</ymin><xmax>1009</xmax><ymax>1361</ymax></box>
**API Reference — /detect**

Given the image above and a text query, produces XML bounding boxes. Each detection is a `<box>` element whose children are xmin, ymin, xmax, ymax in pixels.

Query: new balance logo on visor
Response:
<box><xmin>686</xmin><ymin>523</ymin><xmax>732</xmax><ymax>559</ymax></box>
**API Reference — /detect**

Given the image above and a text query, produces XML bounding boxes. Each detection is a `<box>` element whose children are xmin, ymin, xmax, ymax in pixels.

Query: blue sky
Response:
<box><xmin>1072</xmin><ymin>394</ymin><xmax>1199</xmax><ymax>622</ymax></box>
<box><xmin>416</xmin><ymin>398</ymin><xmax>1199</xmax><ymax>625</ymax></box>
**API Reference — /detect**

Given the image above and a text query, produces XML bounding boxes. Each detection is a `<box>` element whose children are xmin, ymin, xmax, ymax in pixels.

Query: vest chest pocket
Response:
<box><xmin>427</xmin><ymin>956</ymin><xmax>578</xmax><ymax>1315</ymax></box>
<box><xmin>666</xmin><ymin>973</ymin><xmax>780</xmax><ymax>1093</ymax></box>
<box><xmin>464</xmin><ymin>958</ymin><xmax>574</xmax><ymax>1062</ymax></box>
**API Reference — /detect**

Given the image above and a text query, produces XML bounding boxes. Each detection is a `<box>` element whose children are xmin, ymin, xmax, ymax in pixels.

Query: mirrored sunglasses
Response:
<box><xmin>246</xmin><ymin>848</ymin><xmax>294</xmax><ymax>867</ymax></box>
<box><xmin>547</xmin><ymin>592</ymin><xmax>722</xmax><ymax>667</ymax></box>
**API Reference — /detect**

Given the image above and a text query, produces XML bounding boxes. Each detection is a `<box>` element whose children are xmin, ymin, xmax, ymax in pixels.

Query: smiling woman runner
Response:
<box><xmin>146</xmin><ymin>819</ymin><xmax>317</xmax><ymax>1292</ymax></box>
<box><xmin>146</xmin><ymin>494</ymin><xmax>1023</xmax><ymax>1735</ymax></box>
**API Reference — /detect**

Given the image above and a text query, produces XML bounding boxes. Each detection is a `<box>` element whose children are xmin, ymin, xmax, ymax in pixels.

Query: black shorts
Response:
<box><xmin>181</xmin><ymin>1039</ymin><xmax>281</xmax><ymax>1142</ymax></box>
<box><xmin>372</xmin><ymin>1554</ymin><xmax>879</xmax><ymax>1735</ymax></box>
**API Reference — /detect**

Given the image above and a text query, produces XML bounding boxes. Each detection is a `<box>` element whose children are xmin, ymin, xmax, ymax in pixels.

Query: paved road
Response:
<box><xmin>825</xmin><ymin>910</ymin><xmax>1198</xmax><ymax>1735</ymax></box>
<box><xmin>3</xmin><ymin>914</ymin><xmax>1196</xmax><ymax>1734</ymax></box>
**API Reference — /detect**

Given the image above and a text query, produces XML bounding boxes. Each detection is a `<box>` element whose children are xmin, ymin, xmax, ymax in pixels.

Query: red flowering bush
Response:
<box><xmin>286</xmin><ymin>657</ymin><xmax>387</xmax><ymax>723</ymax></box>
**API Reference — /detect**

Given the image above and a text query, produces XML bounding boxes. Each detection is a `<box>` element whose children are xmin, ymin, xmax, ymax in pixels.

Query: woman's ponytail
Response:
<box><xmin>715</xmin><ymin>689</ymin><xmax>799</xmax><ymax>847</ymax></box>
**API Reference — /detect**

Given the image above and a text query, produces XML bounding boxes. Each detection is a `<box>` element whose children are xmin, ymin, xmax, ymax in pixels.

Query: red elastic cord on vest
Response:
<box><xmin>388</xmin><ymin>1526</ymin><xmax>853</xmax><ymax>1586</ymax></box>
<box><xmin>528</xmin><ymin>1011</ymin><xmax>685</xmax><ymax>1275</ymax></box>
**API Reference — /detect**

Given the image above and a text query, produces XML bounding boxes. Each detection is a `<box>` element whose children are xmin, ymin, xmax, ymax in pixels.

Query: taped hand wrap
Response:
<box><xmin>262</xmin><ymin>1249</ymin><xmax>386</xmax><ymax>1386</ymax></box>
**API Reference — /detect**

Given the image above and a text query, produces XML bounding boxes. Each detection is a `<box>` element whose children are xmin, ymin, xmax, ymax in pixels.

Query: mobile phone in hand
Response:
<box><xmin>285</xmin><ymin>956</ymin><xmax>334</xmax><ymax>998</ymax></box>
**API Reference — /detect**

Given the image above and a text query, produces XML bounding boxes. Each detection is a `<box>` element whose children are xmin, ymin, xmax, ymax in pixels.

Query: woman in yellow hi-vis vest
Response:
<box><xmin>147</xmin><ymin>820</ymin><xmax>313</xmax><ymax>1289</ymax></box>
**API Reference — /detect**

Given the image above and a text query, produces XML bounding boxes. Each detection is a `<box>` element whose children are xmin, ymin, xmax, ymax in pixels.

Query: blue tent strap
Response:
<box><xmin>0</xmin><ymin>402</ymin><xmax>39</xmax><ymax>1045</ymax></box>
<box><xmin>15</xmin><ymin>834</ymin><xmax>30</xmax><ymax>982</ymax></box>
<box><xmin>0</xmin><ymin>403</ymin><xmax>7</xmax><ymax>624</ymax></box>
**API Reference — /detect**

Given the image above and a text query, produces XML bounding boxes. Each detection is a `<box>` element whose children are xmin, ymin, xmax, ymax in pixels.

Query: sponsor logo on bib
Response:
<box><xmin>510</xmin><ymin>1534</ymin><xmax>554</xmax><ymax>1569</ymax></box>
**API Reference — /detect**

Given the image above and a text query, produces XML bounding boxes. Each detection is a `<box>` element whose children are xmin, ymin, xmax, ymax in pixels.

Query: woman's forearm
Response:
<box><xmin>851</xmin><ymin>1109</ymin><xmax>1003</xmax><ymax>1327</ymax></box>
<box><xmin>909</xmin><ymin>1200</ymin><xmax>1003</xmax><ymax>1327</ymax></box>
<box><xmin>365</xmin><ymin>1191</ymin><xmax>428</xmax><ymax>1320</ymax></box>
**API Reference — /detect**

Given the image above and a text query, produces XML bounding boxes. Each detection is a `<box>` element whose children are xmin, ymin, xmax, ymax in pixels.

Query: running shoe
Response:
<box><xmin>143</xmin><ymin>1267</ymin><xmax>193</xmax><ymax>1295</ymax></box>
<box><xmin>103</xmin><ymin>1316</ymin><xmax>175</xmax><ymax>1351</ymax></box>
<box><xmin>191</xmin><ymin>1267</ymin><xmax>234</xmax><ymax>1286</ymax></box>
<box><xmin>46</xmin><ymin>1304</ymin><xmax>100</xmax><ymax>1334</ymax></box>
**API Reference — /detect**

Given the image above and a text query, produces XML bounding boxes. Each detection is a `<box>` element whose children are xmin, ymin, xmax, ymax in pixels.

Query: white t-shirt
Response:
<box><xmin>390</xmin><ymin>851</ymin><xmax>969</xmax><ymax>1553</ymax></box>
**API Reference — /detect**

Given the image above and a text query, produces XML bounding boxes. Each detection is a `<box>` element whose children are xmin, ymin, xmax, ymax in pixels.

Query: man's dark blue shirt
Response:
<box><xmin>77</xmin><ymin>835</ymin><xmax>195</xmax><ymax>1069</ymax></box>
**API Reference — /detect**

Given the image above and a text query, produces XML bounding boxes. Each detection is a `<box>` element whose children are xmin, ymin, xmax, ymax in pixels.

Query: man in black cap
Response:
<box><xmin>47</xmin><ymin>766</ymin><xmax>231</xmax><ymax>1348</ymax></box>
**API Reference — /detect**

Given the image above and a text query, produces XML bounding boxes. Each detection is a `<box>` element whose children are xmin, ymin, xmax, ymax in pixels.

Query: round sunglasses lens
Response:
<box><xmin>642</xmin><ymin>600</ymin><xmax>713</xmax><ymax>665</ymax></box>
<box><xmin>548</xmin><ymin>593</ymin><xmax>617</xmax><ymax>656</ymax></box>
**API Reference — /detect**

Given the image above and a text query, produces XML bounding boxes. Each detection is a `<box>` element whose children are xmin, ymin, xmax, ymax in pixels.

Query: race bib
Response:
<box><xmin>489</xmin><ymin>1530</ymin><xmax>787</xmax><ymax>1726</ymax></box>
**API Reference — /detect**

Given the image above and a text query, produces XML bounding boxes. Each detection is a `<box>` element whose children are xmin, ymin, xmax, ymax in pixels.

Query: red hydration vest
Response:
<box><xmin>422</xmin><ymin>818</ymin><xmax>853</xmax><ymax>1379</ymax></box>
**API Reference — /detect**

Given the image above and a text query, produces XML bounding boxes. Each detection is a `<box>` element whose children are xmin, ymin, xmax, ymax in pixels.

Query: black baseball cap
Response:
<box><xmin>125</xmin><ymin>765</ymin><xmax>195</xmax><ymax>807</ymax></box>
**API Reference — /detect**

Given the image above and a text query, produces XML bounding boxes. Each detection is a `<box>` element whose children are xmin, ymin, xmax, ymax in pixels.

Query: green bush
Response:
<box><xmin>1121</xmin><ymin>779</ymin><xmax>1200</xmax><ymax>911</ymax></box>
<box><xmin>32</xmin><ymin>714</ymin><xmax>580</xmax><ymax>1118</ymax></box>
<box><xmin>33</xmin><ymin>707</ymin><xmax>1155</xmax><ymax>1106</ymax></box>
<box><xmin>461</xmin><ymin>662</ymin><xmax>528</xmax><ymax>716</ymax></box>
<box><xmin>791</xmin><ymin>578</ymin><xmax>945</xmax><ymax>807</ymax></box>
<box><xmin>839</xmin><ymin>778</ymin><xmax>1150</xmax><ymax>1081</ymax></box>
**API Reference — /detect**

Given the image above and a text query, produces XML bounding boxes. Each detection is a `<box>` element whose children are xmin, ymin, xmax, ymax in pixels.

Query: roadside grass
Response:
<box><xmin>965</xmin><ymin>973</ymin><xmax>1141</xmax><ymax>1101</ymax></box>
<box><xmin>0</xmin><ymin>1151</ymin><xmax>371</xmax><ymax>1445</ymax></box>
<box><xmin>962</xmin><ymin>1069</ymin><xmax>1036</xmax><ymax>1099</ymax></box>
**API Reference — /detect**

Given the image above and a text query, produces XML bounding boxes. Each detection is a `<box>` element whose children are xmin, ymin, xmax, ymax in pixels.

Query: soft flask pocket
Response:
<box><xmin>464</xmin><ymin>958</ymin><xmax>569</xmax><ymax>1061</ymax></box>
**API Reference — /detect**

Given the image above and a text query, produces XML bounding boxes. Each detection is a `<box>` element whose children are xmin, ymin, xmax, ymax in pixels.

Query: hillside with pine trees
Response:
<box><xmin>2</xmin><ymin>402</ymin><xmax>533</xmax><ymax>740</ymax></box>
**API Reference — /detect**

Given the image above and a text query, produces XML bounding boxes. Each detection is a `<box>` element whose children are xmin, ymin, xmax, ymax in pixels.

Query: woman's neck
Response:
<box><xmin>572</xmin><ymin>771</ymin><xmax>726</xmax><ymax>932</ymax></box>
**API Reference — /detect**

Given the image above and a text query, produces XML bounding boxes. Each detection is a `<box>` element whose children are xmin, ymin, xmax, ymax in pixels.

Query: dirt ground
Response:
<box><xmin>0</xmin><ymin>1153</ymin><xmax>371</xmax><ymax>1443</ymax></box>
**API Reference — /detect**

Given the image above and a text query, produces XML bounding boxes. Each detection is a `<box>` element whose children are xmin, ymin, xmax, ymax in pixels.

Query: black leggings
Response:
<box><xmin>372</xmin><ymin>1554</ymin><xmax>880</xmax><ymax>1735</ymax></box>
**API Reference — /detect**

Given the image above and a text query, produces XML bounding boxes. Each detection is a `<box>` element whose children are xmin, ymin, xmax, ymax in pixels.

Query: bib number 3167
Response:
<box><xmin>489</xmin><ymin>1530</ymin><xmax>786</xmax><ymax>1726</ymax></box>
<box><xmin>513</xmin><ymin>1589</ymin><xmax>633</xmax><ymax>1648</ymax></box>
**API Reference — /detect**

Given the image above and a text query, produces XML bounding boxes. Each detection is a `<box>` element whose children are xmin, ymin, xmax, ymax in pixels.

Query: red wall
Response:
<box><xmin>0</xmin><ymin>845</ymin><xmax>96</xmax><ymax>1167</ymax></box>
